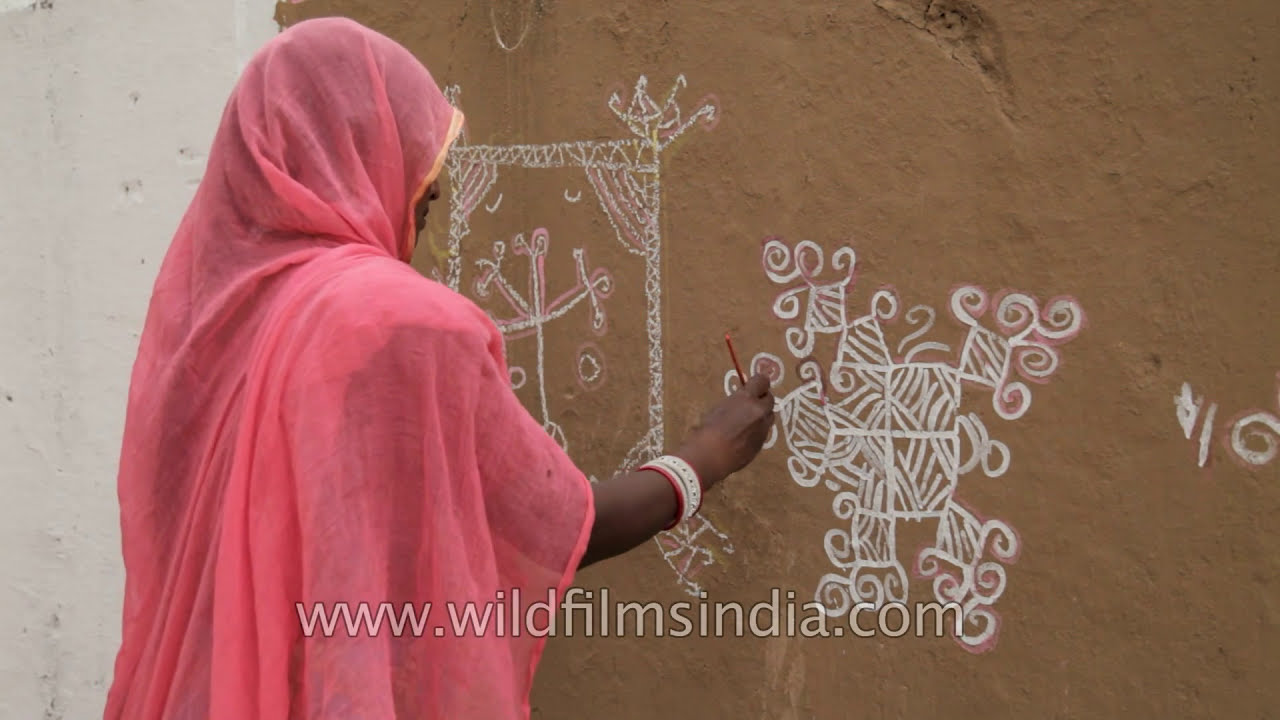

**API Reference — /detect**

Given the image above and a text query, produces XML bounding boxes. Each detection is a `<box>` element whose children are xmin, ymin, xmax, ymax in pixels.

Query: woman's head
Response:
<box><xmin>203</xmin><ymin>17</ymin><xmax>463</xmax><ymax>260</ymax></box>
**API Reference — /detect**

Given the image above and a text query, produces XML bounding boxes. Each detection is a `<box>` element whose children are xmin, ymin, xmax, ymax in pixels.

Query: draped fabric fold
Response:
<box><xmin>104</xmin><ymin>18</ymin><xmax>593</xmax><ymax>720</ymax></box>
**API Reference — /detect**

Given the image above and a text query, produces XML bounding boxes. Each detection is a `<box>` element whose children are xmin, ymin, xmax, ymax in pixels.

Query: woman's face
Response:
<box><xmin>413</xmin><ymin>179</ymin><xmax>442</xmax><ymax>235</ymax></box>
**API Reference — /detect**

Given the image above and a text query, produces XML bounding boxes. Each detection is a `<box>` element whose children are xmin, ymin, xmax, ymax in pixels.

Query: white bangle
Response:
<box><xmin>639</xmin><ymin>455</ymin><xmax>702</xmax><ymax>525</ymax></box>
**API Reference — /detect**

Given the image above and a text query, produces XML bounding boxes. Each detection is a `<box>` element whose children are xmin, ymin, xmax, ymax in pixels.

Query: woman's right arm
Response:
<box><xmin>577</xmin><ymin>373</ymin><xmax>776</xmax><ymax>568</ymax></box>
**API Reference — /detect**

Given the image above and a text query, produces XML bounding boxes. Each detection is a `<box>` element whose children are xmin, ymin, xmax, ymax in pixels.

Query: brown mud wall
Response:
<box><xmin>279</xmin><ymin>2</ymin><xmax>1278</xmax><ymax>717</ymax></box>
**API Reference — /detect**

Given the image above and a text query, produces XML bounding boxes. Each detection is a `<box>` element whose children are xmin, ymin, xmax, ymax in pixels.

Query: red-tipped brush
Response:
<box><xmin>724</xmin><ymin>333</ymin><xmax>746</xmax><ymax>386</ymax></box>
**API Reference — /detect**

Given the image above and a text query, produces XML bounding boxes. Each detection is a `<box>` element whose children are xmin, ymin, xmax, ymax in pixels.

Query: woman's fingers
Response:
<box><xmin>743</xmin><ymin>372</ymin><xmax>771</xmax><ymax>398</ymax></box>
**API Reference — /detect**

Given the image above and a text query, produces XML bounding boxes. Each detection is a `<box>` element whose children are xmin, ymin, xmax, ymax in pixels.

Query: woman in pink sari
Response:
<box><xmin>103</xmin><ymin>16</ymin><xmax>774</xmax><ymax>720</ymax></box>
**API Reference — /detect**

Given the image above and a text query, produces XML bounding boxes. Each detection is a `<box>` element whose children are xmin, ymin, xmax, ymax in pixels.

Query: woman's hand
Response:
<box><xmin>674</xmin><ymin>372</ymin><xmax>776</xmax><ymax>491</ymax></box>
<box><xmin>578</xmin><ymin>373</ymin><xmax>776</xmax><ymax>569</ymax></box>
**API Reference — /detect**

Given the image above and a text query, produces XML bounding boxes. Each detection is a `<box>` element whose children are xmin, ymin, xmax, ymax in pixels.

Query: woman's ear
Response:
<box><xmin>413</xmin><ymin>180</ymin><xmax>442</xmax><ymax>235</ymax></box>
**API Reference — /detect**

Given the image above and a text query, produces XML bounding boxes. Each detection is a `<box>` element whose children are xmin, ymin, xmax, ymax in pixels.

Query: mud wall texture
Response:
<box><xmin>277</xmin><ymin>2</ymin><xmax>1279</xmax><ymax>717</ymax></box>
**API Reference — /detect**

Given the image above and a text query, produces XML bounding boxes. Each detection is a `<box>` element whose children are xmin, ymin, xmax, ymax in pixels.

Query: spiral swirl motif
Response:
<box><xmin>1011</xmin><ymin>343</ymin><xmax>1060</xmax><ymax>380</ymax></box>
<box><xmin>783</xmin><ymin>323</ymin><xmax>815</xmax><ymax>359</ymax></box>
<box><xmin>919</xmin><ymin>557</ymin><xmax>967</xmax><ymax>607</ymax></box>
<box><xmin>959</xmin><ymin>607</ymin><xmax>1000</xmax><ymax>650</ymax></box>
<box><xmin>771</xmin><ymin>286</ymin><xmax>807</xmax><ymax>323</ymax></box>
<box><xmin>792</xmin><ymin>240</ymin><xmax>826</xmax><ymax>281</ymax></box>
<box><xmin>985</xmin><ymin>522</ymin><xmax>1019</xmax><ymax>563</ymax></box>
<box><xmin>796</xmin><ymin>357</ymin><xmax>825</xmax><ymax>398</ymax></box>
<box><xmin>1039</xmin><ymin>296</ymin><xmax>1085</xmax><ymax>340</ymax></box>
<box><xmin>815</xmin><ymin>573</ymin><xmax>854</xmax><ymax>616</ymax></box>
<box><xmin>830</xmin><ymin>246</ymin><xmax>857</xmax><ymax>277</ymax></box>
<box><xmin>993</xmin><ymin>292</ymin><xmax>1038</xmax><ymax>336</ymax></box>
<box><xmin>761</xmin><ymin>236</ymin><xmax>801</xmax><ymax>284</ymax></box>
<box><xmin>751</xmin><ymin>352</ymin><xmax>785</xmax><ymax>385</ymax></box>
<box><xmin>993</xmin><ymin>379</ymin><xmax>1032</xmax><ymax>420</ymax></box>
<box><xmin>823</xmin><ymin>526</ymin><xmax>857</xmax><ymax>569</ymax></box>
<box><xmin>870</xmin><ymin>288</ymin><xmax>900</xmax><ymax>321</ymax></box>
<box><xmin>831</xmin><ymin>491</ymin><xmax>860</xmax><ymax>521</ymax></box>
<box><xmin>949</xmin><ymin>285</ymin><xmax>988</xmax><ymax>326</ymax></box>
<box><xmin>1230</xmin><ymin>410</ymin><xmax>1280</xmax><ymax>466</ymax></box>
<box><xmin>848</xmin><ymin>565</ymin><xmax>908</xmax><ymax>607</ymax></box>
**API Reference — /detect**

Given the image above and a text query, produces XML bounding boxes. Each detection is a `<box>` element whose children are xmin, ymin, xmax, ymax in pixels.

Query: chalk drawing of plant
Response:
<box><xmin>473</xmin><ymin>227</ymin><xmax>612</xmax><ymax>450</ymax></box>
<box><xmin>443</xmin><ymin>76</ymin><xmax>735</xmax><ymax>596</ymax></box>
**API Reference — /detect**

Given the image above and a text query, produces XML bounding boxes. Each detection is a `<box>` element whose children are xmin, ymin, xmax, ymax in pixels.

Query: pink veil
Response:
<box><xmin>104</xmin><ymin>17</ymin><xmax>594</xmax><ymax>719</ymax></box>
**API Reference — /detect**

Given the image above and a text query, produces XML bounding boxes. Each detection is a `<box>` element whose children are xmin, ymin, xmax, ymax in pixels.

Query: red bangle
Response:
<box><xmin>641</xmin><ymin>464</ymin><xmax>685</xmax><ymax>530</ymax></box>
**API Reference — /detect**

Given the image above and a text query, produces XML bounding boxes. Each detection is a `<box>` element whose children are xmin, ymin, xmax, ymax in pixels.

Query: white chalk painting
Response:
<box><xmin>470</xmin><ymin>227</ymin><xmax>614</xmax><ymax>448</ymax></box>
<box><xmin>723</xmin><ymin>237</ymin><xmax>1086</xmax><ymax>653</ymax></box>
<box><xmin>1177</xmin><ymin>376</ymin><xmax>1280</xmax><ymax>468</ymax></box>
<box><xmin>437</xmin><ymin>78</ymin><xmax>1092</xmax><ymax>650</ymax></box>
<box><xmin>440</xmin><ymin>76</ymin><xmax>734</xmax><ymax>594</ymax></box>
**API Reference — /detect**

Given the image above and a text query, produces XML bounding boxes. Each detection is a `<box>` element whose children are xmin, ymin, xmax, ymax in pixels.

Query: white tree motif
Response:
<box><xmin>443</xmin><ymin>76</ymin><xmax>732</xmax><ymax>594</ymax></box>
<box><xmin>473</xmin><ymin>228</ymin><xmax>612</xmax><ymax>449</ymax></box>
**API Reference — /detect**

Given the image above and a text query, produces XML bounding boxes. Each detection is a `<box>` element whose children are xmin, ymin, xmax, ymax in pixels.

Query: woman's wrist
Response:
<box><xmin>638</xmin><ymin>466</ymin><xmax>685</xmax><ymax>530</ymax></box>
<box><xmin>670</xmin><ymin>442</ymin><xmax>726</xmax><ymax>492</ymax></box>
<box><xmin>636</xmin><ymin>455</ymin><xmax>701</xmax><ymax>527</ymax></box>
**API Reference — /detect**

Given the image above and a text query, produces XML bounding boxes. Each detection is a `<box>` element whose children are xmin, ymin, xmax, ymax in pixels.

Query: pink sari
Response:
<box><xmin>103</xmin><ymin>18</ymin><xmax>593</xmax><ymax>719</ymax></box>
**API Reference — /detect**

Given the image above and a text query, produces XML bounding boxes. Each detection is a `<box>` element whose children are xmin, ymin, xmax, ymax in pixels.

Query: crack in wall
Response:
<box><xmin>873</xmin><ymin>0</ymin><xmax>1015</xmax><ymax>119</ymax></box>
<box><xmin>40</xmin><ymin>608</ymin><xmax>63</xmax><ymax>720</ymax></box>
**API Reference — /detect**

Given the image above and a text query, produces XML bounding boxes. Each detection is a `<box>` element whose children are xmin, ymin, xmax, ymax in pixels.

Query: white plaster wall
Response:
<box><xmin>0</xmin><ymin>1</ymin><xmax>280</xmax><ymax>715</ymax></box>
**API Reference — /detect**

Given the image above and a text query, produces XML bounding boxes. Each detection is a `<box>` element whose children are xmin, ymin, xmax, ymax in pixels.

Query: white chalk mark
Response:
<box><xmin>899</xmin><ymin>304</ymin><xmax>951</xmax><ymax>363</ymax></box>
<box><xmin>490</xmin><ymin>1</ymin><xmax>533</xmax><ymax>52</ymax></box>
<box><xmin>1175</xmin><ymin>383</ymin><xmax>1203</xmax><ymax>440</ymax></box>
<box><xmin>726</xmin><ymin>352</ymin><xmax>784</xmax><ymax>452</ymax></box>
<box><xmin>509</xmin><ymin>366</ymin><xmax>527</xmax><ymax>391</ymax></box>
<box><xmin>1231</xmin><ymin>410</ymin><xmax>1280</xmax><ymax>465</ymax></box>
<box><xmin>579</xmin><ymin>354</ymin><xmax>600</xmax><ymax>383</ymax></box>
<box><xmin>737</xmin><ymin>236</ymin><xmax>1085</xmax><ymax>653</ymax></box>
<box><xmin>1229</xmin><ymin>375</ymin><xmax>1280</xmax><ymax>466</ymax></box>
<box><xmin>1177</xmin><ymin>375</ymin><xmax>1280</xmax><ymax>467</ymax></box>
<box><xmin>655</xmin><ymin>516</ymin><xmax>735</xmax><ymax>596</ymax></box>
<box><xmin>484</xmin><ymin>193</ymin><xmax>503</xmax><ymax>214</ymax></box>
<box><xmin>576</xmin><ymin>345</ymin><xmax>604</xmax><ymax>387</ymax></box>
<box><xmin>1199</xmin><ymin>402</ymin><xmax>1217</xmax><ymax>468</ymax></box>
<box><xmin>1175</xmin><ymin>381</ymin><xmax>1216</xmax><ymax>467</ymax></box>
<box><xmin>474</xmin><ymin>229</ymin><xmax>612</xmax><ymax>451</ymax></box>
<box><xmin>564</xmin><ymin>189</ymin><xmax>582</xmax><ymax>203</ymax></box>
<box><xmin>442</xmin><ymin>77</ymin><xmax>721</xmax><ymax>596</ymax></box>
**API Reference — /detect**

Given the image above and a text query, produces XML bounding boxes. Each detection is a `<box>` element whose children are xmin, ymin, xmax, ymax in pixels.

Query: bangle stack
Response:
<box><xmin>638</xmin><ymin>455</ymin><xmax>703</xmax><ymax>530</ymax></box>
